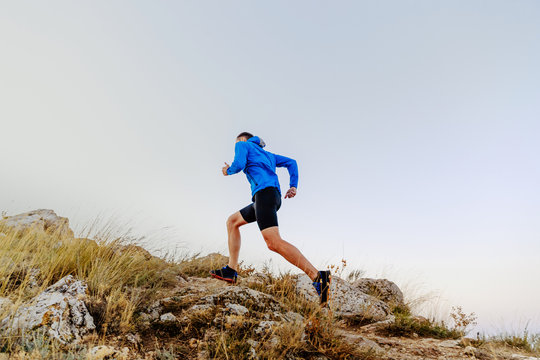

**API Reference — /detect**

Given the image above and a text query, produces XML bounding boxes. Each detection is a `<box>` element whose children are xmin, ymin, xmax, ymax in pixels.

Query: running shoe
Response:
<box><xmin>209</xmin><ymin>265</ymin><xmax>238</xmax><ymax>284</ymax></box>
<box><xmin>312</xmin><ymin>270</ymin><xmax>331</xmax><ymax>305</ymax></box>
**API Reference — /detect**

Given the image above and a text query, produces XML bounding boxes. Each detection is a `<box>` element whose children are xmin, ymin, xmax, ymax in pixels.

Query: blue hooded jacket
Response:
<box><xmin>226</xmin><ymin>136</ymin><xmax>298</xmax><ymax>200</ymax></box>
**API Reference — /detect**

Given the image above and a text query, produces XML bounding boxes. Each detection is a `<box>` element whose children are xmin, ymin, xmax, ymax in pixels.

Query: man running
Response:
<box><xmin>210</xmin><ymin>132</ymin><xmax>330</xmax><ymax>304</ymax></box>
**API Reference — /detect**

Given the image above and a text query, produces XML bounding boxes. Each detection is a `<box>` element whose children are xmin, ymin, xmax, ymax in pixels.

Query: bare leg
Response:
<box><xmin>226</xmin><ymin>212</ymin><xmax>247</xmax><ymax>271</ymax></box>
<box><xmin>261</xmin><ymin>226</ymin><xmax>318</xmax><ymax>281</ymax></box>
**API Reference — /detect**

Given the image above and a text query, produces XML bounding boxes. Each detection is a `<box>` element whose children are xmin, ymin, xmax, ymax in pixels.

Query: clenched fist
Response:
<box><xmin>222</xmin><ymin>162</ymin><xmax>230</xmax><ymax>176</ymax></box>
<box><xmin>284</xmin><ymin>187</ymin><xmax>297</xmax><ymax>199</ymax></box>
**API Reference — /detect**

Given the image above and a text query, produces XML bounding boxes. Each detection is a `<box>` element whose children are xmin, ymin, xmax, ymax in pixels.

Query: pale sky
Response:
<box><xmin>1</xmin><ymin>1</ymin><xmax>539</xmax><ymax>334</ymax></box>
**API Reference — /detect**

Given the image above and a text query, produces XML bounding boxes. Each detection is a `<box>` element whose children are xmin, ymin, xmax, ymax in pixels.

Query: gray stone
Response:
<box><xmin>159</xmin><ymin>312</ymin><xmax>177</xmax><ymax>322</ymax></box>
<box><xmin>125</xmin><ymin>332</ymin><xmax>141</xmax><ymax>344</ymax></box>
<box><xmin>353</xmin><ymin>278</ymin><xmax>404</xmax><ymax>306</ymax></box>
<box><xmin>255</xmin><ymin>320</ymin><xmax>276</xmax><ymax>335</ymax></box>
<box><xmin>224</xmin><ymin>303</ymin><xmax>249</xmax><ymax>316</ymax></box>
<box><xmin>293</xmin><ymin>274</ymin><xmax>392</xmax><ymax>323</ymax></box>
<box><xmin>438</xmin><ymin>339</ymin><xmax>460</xmax><ymax>348</ymax></box>
<box><xmin>0</xmin><ymin>297</ymin><xmax>13</xmax><ymax>314</ymax></box>
<box><xmin>0</xmin><ymin>209</ymin><xmax>74</xmax><ymax>238</ymax></box>
<box><xmin>335</xmin><ymin>328</ymin><xmax>383</xmax><ymax>353</ymax></box>
<box><xmin>3</xmin><ymin>275</ymin><xmax>95</xmax><ymax>343</ymax></box>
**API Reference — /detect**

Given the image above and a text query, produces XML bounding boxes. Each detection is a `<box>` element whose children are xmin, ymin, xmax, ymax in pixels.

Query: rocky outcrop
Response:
<box><xmin>2</xmin><ymin>275</ymin><xmax>95</xmax><ymax>343</ymax></box>
<box><xmin>354</xmin><ymin>278</ymin><xmax>405</xmax><ymax>307</ymax></box>
<box><xmin>138</xmin><ymin>277</ymin><xmax>304</xmax><ymax>357</ymax></box>
<box><xmin>140</xmin><ymin>277</ymin><xmax>303</xmax><ymax>326</ymax></box>
<box><xmin>0</xmin><ymin>209</ymin><xmax>74</xmax><ymax>238</ymax></box>
<box><xmin>293</xmin><ymin>274</ymin><xmax>393</xmax><ymax>324</ymax></box>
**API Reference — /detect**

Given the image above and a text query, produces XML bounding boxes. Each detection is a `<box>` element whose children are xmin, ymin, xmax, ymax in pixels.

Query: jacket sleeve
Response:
<box><xmin>226</xmin><ymin>142</ymin><xmax>248</xmax><ymax>175</ymax></box>
<box><xmin>274</xmin><ymin>154</ymin><xmax>299</xmax><ymax>188</ymax></box>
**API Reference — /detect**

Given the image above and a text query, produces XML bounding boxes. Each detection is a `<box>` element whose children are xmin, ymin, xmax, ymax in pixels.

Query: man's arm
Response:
<box><xmin>274</xmin><ymin>153</ymin><xmax>299</xmax><ymax>191</ymax></box>
<box><xmin>225</xmin><ymin>142</ymin><xmax>248</xmax><ymax>175</ymax></box>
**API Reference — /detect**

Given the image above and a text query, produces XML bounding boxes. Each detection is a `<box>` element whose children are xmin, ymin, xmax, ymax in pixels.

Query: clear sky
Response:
<box><xmin>1</xmin><ymin>1</ymin><xmax>539</xmax><ymax>334</ymax></box>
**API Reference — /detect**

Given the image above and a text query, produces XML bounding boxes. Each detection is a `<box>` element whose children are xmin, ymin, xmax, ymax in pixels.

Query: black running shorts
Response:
<box><xmin>239</xmin><ymin>186</ymin><xmax>282</xmax><ymax>231</ymax></box>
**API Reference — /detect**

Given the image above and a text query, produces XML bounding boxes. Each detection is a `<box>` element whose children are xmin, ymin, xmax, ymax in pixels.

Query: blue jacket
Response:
<box><xmin>226</xmin><ymin>136</ymin><xmax>298</xmax><ymax>199</ymax></box>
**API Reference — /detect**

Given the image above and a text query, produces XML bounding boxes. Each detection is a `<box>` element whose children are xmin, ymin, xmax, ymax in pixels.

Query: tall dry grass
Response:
<box><xmin>0</xmin><ymin>222</ymin><xmax>181</xmax><ymax>340</ymax></box>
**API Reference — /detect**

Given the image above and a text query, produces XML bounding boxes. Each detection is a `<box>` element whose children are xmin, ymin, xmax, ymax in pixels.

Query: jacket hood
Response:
<box><xmin>248</xmin><ymin>136</ymin><xmax>266</xmax><ymax>148</ymax></box>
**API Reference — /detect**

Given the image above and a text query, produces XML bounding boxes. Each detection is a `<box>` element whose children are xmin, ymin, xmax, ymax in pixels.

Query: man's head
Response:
<box><xmin>236</xmin><ymin>132</ymin><xmax>254</xmax><ymax>143</ymax></box>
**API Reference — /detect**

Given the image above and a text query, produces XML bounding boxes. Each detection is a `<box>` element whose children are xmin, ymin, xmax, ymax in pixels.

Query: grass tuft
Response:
<box><xmin>379</xmin><ymin>313</ymin><xmax>463</xmax><ymax>339</ymax></box>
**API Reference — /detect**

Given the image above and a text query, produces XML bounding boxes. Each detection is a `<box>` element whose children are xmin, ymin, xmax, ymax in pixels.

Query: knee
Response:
<box><xmin>264</xmin><ymin>237</ymin><xmax>281</xmax><ymax>252</ymax></box>
<box><xmin>266</xmin><ymin>240</ymin><xmax>278</xmax><ymax>252</ymax></box>
<box><xmin>226</xmin><ymin>214</ymin><xmax>241</xmax><ymax>229</ymax></box>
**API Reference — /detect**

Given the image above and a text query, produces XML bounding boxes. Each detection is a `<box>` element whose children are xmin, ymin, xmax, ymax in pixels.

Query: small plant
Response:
<box><xmin>449</xmin><ymin>306</ymin><xmax>477</xmax><ymax>334</ymax></box>
<box><xmin>327</xmin><ymin>258</ymin><xmax>347</xmax><ymax>278</ymax></box>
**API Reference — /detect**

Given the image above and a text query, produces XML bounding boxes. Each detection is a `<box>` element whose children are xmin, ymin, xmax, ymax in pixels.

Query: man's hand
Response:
<box><xmin>222</xmin><ymin>162</ymin><xmax>230</xmax><ymax>176</ymax></box>
<box><xmin>284</xmin><ymin>187</ymin><xmax>297</xmax><ymax>199</ymax></box>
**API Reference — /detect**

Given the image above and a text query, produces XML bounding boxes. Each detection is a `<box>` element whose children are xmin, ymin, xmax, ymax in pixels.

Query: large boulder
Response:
<box><xmin>353</xmin><ymin>278</ymin><xmax>404</xmax><ymax>307</ymax></box>
<box><xmin>2</xmin><ymin>275</ymin><xmax>95</xmax><ymax>343</ymax></box>
<box><xmin>0</xmin><ymin>209</ymin><xmax>74</xmax><ymax>238</ymax></box>
<box><xmin>293</xmin><ymin>274</ymin><xmax>392</xmax><ymax>324</ymax></box>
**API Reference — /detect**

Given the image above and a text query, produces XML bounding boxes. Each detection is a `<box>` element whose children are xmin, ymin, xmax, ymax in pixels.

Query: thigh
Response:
<box><xmin>254</xmin><ymin>187</ymin><xmax>281</xmax><ymax>231</ymax></box>
<box><xmin>239</xmin><ymin>203</ymin><xmax>256</xmax><ymax>224</ymax></box>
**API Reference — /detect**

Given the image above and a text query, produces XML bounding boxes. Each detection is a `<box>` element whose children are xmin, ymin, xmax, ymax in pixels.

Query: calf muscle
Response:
<box><xmin>261</xmin><ymin>227</ymin><xmax>318</xmax><ymax>281</ymax></box>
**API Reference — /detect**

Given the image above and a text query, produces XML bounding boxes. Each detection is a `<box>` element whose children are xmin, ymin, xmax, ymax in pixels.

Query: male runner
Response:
<box><xmin>210</xmin><ymin>132</ymin><xmax>330</xmax><ymax>304</ymax></box>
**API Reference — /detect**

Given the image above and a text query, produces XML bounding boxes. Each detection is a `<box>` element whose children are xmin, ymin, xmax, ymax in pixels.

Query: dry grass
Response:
<box><xmin>483</xmin><ymin>330</ymin><xmax>540</xmax><ymax>356</ymax></box>
<box><xmin>0</xmin><ymin>222</ymin><xmax>181</xmax><ymax>343</ymax></box>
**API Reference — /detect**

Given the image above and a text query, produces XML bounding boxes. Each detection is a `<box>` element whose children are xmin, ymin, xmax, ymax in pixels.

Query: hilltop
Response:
<box><xmin>0</xmin><ymin>210</ymin><xmax>537</xmax><ymax>360</ymax></box>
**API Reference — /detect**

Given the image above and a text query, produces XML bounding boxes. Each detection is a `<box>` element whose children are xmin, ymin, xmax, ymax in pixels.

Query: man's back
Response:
<box><xmin>226</xmin><ymin>136</ymin><xmax>298</xmax><ymax>199</ymax></box>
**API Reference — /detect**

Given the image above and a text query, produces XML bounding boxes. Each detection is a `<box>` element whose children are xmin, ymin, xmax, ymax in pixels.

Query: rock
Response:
<box><xmin>3</xmin><ymin>275</ymin><xmax>95</xmax><ymax>343</ymax></box>
<box><xmin>0</xmin><ymin>209</ymin><xmax>74</xmax><ymax>238</ymax></box>
<box><xmin>293</xmin><ymin>274</ymin><xmax>392</xmax><ymax>323</ymax></box>
<box><xmin>179</xmin><ymin>253</ymin><xmax>229</xmax><ymax>277</ymax></box>
<box><xmin>113</xmin><ymin>244</ymin><xmax>153</xmax><ymax>260</ymax></box>
<box><xmin>356</xmin><ymin>316</ymin><xmax>396</xmax><ymax>333</ymax></box>
<box><xmin>255</xmin><ymin>320</ymin><xmax>276</xmax><ymax>335</ymax></box>
<box><xmin>353</xmin><ymin>278</ymin><xmax>404</xmax><ymax>307</ymax></box>
<box><xmin>438</xmin><ymin>339</ymin><xmax>460</xmax><ymax>348</ymax></box>
<box><xmin>125</xmin><ymin>332</ymin><xmax>141</xmax><ymax>344</ymax></box>
<box><xmin>335</xmin><ymin>328</ymin><xmax>383</xmax><ymax>353</ymax></box>
<box><xmin>141</xmin><ymin>278</ymin><xmax>304</xmax><ymax>350</ymax></box>
<box><xmin>463</xmin><ymin>346</ymin><xmax>497</xmax><ymax>360</ymax></box>
<box><xmin>0</xmin><ymin>297</ymin><xmax>14</xmax><ymax>314</ymax></box>
<box><xmin>201</xmin><ymin>286</ymin><xmax>286</xmax><ymax>316</ymax></box>
<box><xmin>188</xmin><ymin>304</ymin><xmax>213</xmax><ymax>312</ymax></box>
<box><xmin>224</xmin><ymin>303</ymin><xmax>249</xmax><ymax>316</ymax></box>
<box><xmin>145</xmin><ymin>299</ymin><xmax>163</xmax><ymax>321</ymax></box>
<box><xmin>159</xmin><ymin>312</ymin><xmax>177</xmax><ymax>322</ymax></box>
<box><xmin>241</xmin><ymin>272</ymin><xmax>271</xmax><ymax>287</ymax></box>
<box><xmin>88</xmin><ymin>345</ymin><xmax>128</xmax><ymax>360</ymax></box>
<box><xmin>246</xmin><ymin>339</ymin><xmax>259</xmax><ymax>359</ymax></box>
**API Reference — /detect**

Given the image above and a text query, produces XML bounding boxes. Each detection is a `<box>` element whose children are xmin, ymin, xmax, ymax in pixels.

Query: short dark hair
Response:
<box><xmin>237</xmin><ymin>132</ymin><xmax>254</xmax><ymax>140</ymax></box>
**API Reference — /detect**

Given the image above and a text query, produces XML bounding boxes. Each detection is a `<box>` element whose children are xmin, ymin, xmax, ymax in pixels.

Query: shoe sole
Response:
<box><xmin>210</xmin><ymin>272</ymin><xmax>237</xmax><ymax>284</ymax></box>
<box><xmin>320</xmin><ymin>270</ymin><xmax>331</xmax><ymax>306</ymax></box>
